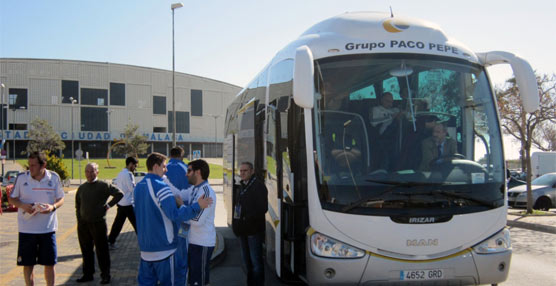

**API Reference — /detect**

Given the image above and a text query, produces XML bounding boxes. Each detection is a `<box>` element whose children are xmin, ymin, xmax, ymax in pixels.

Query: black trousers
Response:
<box><xmin>77</xmin><ymin>220</ymin><xmax>110</xmax><ymax>279</ymax></box>
<box><xmin>108</xmin><ymin>205</ymin><xmax>137</xmax><ymax>244</ymax></box>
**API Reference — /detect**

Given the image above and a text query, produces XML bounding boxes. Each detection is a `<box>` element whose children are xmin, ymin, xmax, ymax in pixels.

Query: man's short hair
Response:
<box><xmin>170</xmin><ymin>146</ymin><xmax>184</xmax><ymax>158</ymax></box>
<box><xmin>240</xmin><ymin>162</ymin><xmax>254</xmax><ymax>170</ymax></box>
<box><xmin>28</xmin><ymin>151</ymin><xmax>47</xmax><ymax>166</ymax></box>
<box><xmin>86</xmin><ymin>162</ymin><xmax>99</xmax><ymax>171</ymax></box>
<box><xmin>126</xmin><ymin>156</ymin><xmax>139</xmax><ymax>166</ymax></box>
<box><xmin>146</xmin><ymin>152</ymin><xmax>167</xmax><ymax>171</ymax></box>
<box><xmin>381</xmin><ymin>92</ymin><xmax>393</xmax><ymax>100</ymax></box>
<box><xmin>189</xmin><ymin>159</ymin><xmax>210</xmax><ymax>180</ymax></box>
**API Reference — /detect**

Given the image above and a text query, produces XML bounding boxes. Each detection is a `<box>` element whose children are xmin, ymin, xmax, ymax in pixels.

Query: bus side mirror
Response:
<box><xmin>477</xmin><ymin>51</ymin><xmax>539</xmax><ymax>113</ymax></box>
<box><xmin>293</xmin><ymin>45</ymin><xmax>315</xmax><ymax>109</ymax></box>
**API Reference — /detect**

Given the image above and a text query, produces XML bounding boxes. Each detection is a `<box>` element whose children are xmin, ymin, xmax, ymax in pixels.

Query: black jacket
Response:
<box><xmin>232</xmin><ymin>176</ymin><xmax>268</xmax><ymax>236</ymax></box>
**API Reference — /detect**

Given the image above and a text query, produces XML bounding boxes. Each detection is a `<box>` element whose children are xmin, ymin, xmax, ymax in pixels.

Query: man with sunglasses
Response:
<box><xmin>183</xmin><ymin>159</ymin><xmax>217</xmax><ymax>286</ymax></box>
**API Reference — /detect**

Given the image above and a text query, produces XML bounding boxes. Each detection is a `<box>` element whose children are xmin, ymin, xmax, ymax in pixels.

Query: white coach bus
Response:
<box><xmin>223</xmin><ymin>12</ymin><xmax>539</xmax><ymax>285</ymax></box>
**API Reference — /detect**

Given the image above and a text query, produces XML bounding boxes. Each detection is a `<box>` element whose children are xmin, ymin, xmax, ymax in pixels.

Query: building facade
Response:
<box><xmin>0</xmin><ymin>58</ymin><xmax>241</xmax><ymax>159</ymax></box>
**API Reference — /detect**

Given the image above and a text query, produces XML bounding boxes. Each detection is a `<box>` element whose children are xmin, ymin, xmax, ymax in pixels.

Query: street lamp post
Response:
<box><xmin>106</xmin><ymin>109</ymin><xmax>112</xmax><ymax>159</ymax></box>
<box><xmin>0</xmin><ymin>83</ymin><xmax>5</xmax><ymax>177</ymax></box>
<box><xmin>70</xmin><ymin>97</ymin><xmax>77</xmax><ymax>179</ymax></box>
<box><xmin>210</xmin><ymin>114</ymin><xmax>219</xmax><ymax>157</ymax></box>
<box><xmin>171</xmin><ymin>2</ymin><xmax>183</xmax><ymax>147</ymax></box>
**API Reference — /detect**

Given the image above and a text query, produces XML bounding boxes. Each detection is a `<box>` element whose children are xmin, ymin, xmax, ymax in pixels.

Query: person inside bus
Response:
<box><xmin>370</xmin><ymin>92</ymin><xmax>404</xmax><ymax>171</ymax></box>
<box><xmin>419</xmin><ymin>122</ymin><xmax>457</xmax><ymax>171</ymax></box>
<box><xmin>397</xmin><ymin>114</ymin><xmax>438</xmax><ymax>170</ymax></box>
<box><xmin>322</xmin><ymin>81</ymin><xmax>349</xmax><ymax>110</ymax></box>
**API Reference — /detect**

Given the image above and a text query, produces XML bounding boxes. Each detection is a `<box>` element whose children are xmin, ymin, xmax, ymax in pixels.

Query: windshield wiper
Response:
<box><xmin>393</xmin><ymin>190</ymin><xmax>495</xmax><ymax>207</ymax></box>
<box><xmin>430</xmin><ymin>190</ymin><xmax>495</xmax><ymax>207</ymax></box>
<box><xmin>365</xmin><ymin>179</ymin><xmax>447</xmax><ymax>186</ymax></box>
<box><xmin>342</xmin><ymin>181</ymin><xmax>445</xmax><ymax>212</ymax></box>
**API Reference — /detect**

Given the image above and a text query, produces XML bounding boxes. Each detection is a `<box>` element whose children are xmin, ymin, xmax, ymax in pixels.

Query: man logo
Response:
<box><xmin>382</xmin><ymin>18</ymin><xmax>410</xmax><ymax>33</ymax></box>
<box><xmin>407</xmin><ymin>239</ymin><xmax>439</xmax><ymax>247</ymax></box>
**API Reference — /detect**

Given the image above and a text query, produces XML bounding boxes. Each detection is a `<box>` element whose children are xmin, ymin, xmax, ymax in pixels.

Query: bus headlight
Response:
<box><xmin>310</xmin><ymin>232</ymin><xmax>365</xmax><ymax>258</ymax></box>
<box><xmin>472</xmin><ymin>228</ymin><xmax>511</xmax><ymax>254</ymax></box>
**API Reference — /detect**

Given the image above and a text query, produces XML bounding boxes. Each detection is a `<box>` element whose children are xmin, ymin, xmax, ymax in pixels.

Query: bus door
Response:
<box><xmin>267</xmin><ymin>97</ymin><xmax>306</xmax><ymax>280</ymax></box>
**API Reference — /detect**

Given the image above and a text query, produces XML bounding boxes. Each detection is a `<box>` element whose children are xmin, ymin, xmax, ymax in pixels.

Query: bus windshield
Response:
<box><xmin>312</xmin><ymin>54</ymin><xmax>505</xmax><ymax>216</ymax></box>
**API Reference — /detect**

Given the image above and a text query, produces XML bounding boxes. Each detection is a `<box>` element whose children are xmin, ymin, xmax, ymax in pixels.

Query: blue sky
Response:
<box><xmin>1</xmin><ymin>0</ymin><xmax>554</xmax><ymax>159</ymax></box>
<box><xmin>1</xmin><ymin>0</ymin><xmax>554</xmax><ymax>88</ymax></box>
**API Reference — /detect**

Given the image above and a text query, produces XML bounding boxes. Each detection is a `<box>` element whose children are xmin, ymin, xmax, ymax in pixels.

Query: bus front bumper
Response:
<box><xmin>306</xmin><ymin>246</ymin><xmax>512</xmax><ymax>285</ymax></box>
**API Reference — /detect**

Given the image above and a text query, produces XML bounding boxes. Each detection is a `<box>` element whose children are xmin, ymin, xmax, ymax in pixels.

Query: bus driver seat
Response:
<box><xmin>330</xmin><ymin>133</ymin><xmax>362</xmax><ymax>175</ymax></box>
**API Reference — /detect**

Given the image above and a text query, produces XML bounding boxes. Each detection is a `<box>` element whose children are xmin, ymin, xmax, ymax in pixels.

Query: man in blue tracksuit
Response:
<box><xmin>166</xmin><ymin>146</ymin><xmax>189</xmax><ymax>191</ymax></box>
<box><xmin>165</xmin><ymin>146</ymin><xmax>192</xmax><ymax>285</ymax></box>
<box><xmin>134</xmin><ymin>152</ymin><xmax>212</xmax><ymax>286</ymax></box>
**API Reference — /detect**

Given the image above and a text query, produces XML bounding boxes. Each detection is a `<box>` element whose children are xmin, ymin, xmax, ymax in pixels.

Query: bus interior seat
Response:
<box><xmin>321</xmin><ymin>111</ymin><xmax>367</xmax><ymax>176</ymax></box>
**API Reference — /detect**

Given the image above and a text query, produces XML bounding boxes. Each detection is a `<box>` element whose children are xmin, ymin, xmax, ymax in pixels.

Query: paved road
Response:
<box><xmin>0</xmin><ymin>190</ymin><xmax>139</xmax><ymax>285</ymax></box>
<box><xmin>501</xmin><ymin>227</ymin><xmax>556</xmax><ymax>286</ymax></box>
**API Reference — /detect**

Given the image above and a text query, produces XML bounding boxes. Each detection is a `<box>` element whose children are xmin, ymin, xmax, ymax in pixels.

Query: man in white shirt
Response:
<box><xmin>108</xmin><ymin>157</ymin><xmax>139</xmax><ymax>249</ymax></box>
<box><xmin>184</xmin><ymin>159</ymin><xmax>217</xmax><ymax>286</ymax></box>
<box><xmin>371</xmin><ymin>92</ymin><xmax>403</xmax><ymax>135</ymax></box>
<box><xmin>9</xmin><ymin>151</ymin><xmax>65</xmax><ymax>286</ymax></box>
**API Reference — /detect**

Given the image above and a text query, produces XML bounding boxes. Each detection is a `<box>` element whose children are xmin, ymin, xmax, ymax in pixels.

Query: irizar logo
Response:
<box><xmin>409</xmin><ymin>217</ymin><xmax>435</xmax><ymax>223</ymax></box>
<box><xmin>407</xmin><ymin>239</ymin><xmax>439</xmax><ymax>247</ymax></box>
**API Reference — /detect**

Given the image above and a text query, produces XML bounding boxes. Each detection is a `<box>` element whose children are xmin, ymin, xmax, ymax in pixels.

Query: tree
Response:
<box><xmin>45</xmin><ymin>151</ymin><xmax>69</xmax><ymax>181</ymax></box>
<box><xmin>496</xmin><ymin>73</ymin><xmax>556</xmax><ymax>213</ymax></box>
<box><xmin>111</xmin><ymin>123</ymin><xmax>149</xmax><ymax>158</ymax></box>
<box><xmin>26</xmin><ymin>118</ymin><xmax>65</xmax><ymax>154</ymax></box>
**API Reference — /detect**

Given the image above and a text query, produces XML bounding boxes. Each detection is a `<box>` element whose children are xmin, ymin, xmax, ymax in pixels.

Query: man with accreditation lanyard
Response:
<box><xmin>9</xmin><ymin>151</ymin><xmax>65</xmax><ymax>286</ymax></box>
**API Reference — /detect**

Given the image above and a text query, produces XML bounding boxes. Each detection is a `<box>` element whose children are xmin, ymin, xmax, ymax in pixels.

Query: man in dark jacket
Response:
<box><xmin>232</xmin><ymin>162</ymin><xmax>268</xmax><ymax>286</ymax></box>
<box><xmin>75</xmin><ymin>163</ymin><xmax>123</xmax><ymax>284</ymax></box>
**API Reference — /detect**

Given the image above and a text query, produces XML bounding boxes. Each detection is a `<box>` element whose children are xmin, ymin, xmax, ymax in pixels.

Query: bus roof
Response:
<box><xmin>273</xmin><ymin>11</ymin><xmax>478</xmax><ymax>64</ymax></box>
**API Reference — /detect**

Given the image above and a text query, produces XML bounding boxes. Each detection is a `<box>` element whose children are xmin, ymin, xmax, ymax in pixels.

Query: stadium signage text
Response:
<box><xmin>1</xmin><ymin>130</ymin><xmax>188</xmax><ymax>142</ymax></box>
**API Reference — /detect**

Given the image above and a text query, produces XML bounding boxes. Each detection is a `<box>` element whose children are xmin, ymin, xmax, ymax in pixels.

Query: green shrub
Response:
<box><xmin>45</xmin><ymin>152</ymin><xmax>69</xmax><ymax>181</ymax></box>
<box><xmin>22</xmin><ymin>152</ymin><xmax>70</xmax><ymax>181</ymax></box>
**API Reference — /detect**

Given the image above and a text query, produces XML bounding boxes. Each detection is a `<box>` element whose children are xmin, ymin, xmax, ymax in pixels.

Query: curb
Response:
<box><xmin>507</xmin><ymin>220</ymin><xmax>556</xmax><ymax>234</ymax></box>
<box><xmin>210</xmin><ymin>230</ymin><xmax>226</xmax><ymax>268</ymax></box>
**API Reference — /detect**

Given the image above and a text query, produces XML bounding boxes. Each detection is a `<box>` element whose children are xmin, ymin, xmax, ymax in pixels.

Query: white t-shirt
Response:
<box><xmin>371</xmin><ymin>105</ymin><xmax>400</xmax><ymax>134</ymax></box>
<box><xmin>10</xmin><ymin>170</ymin><xmax>65</xmax><ymax>234</ymax></box>
<box><xmin>184</xmin><ymin>181</ymin><xmax>216</xmax><ymax>247</ymax></box>
<box><xmin>115</xmin><ymin>168</ymin><xmax>135</xmax><ymax>206</ymax></box>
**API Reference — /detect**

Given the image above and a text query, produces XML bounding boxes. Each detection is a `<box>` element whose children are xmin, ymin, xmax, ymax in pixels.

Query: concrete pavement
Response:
<box><xmin>0</xmin><ymin>181</ymin><xmax>225</xmax><ymax>285</ymax></box>
<box><xmin>507</xmin><ymin>208</ymin><xmax>556</xmax><ymax>234</ymax></box>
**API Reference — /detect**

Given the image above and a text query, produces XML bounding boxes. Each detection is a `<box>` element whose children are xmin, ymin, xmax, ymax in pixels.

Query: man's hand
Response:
<box><xmin>39</xmin><ymin>203</ymin><xmax>55</xmax><ymax>214</ymax></box>
<box><xmin>20</xmin><ymin>203</ymin><xmax>35</xmax><ymax>214</ymax></box>
<box><xmin>197</xmin><ymin>194</ymin><xmax>213</xmax><ymax>209</ymax></box>
<box><xmin>175</xmin><ymin>195</ymin><xmax>184</xmax><ymax>207</ymax></box>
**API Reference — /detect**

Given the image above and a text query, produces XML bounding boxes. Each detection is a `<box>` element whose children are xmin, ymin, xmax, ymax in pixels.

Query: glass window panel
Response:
<box><xmin>62</xmin><ymin>80</ymin><xmax>79</xmax><ymax>104</ymax></box>
<box><xmin>168</xmin><ymin>111</ymin><xmax>190</xmax><ymax>133</ymax></box>
<box><xmin>191</xmin><ymin>89</ymin><xmax>203</xmax><ymax>116</ymax></box>
<box><xmin>153</xmin><ymin>96</ymin><xmax>166</xmax><ymax>115</ymax></box>
<box><xmin>81</xmin><ymin>107</ymin><xmax>108</xmax><ymax>131</ymax></box>
<box><xmin>81</xmin><ymin>88</ymin><xmax>107</xmax><ymax>106</ymax></box>
<box><xmin>110</xmin><ymin>82</ymin><xmax>125</xmax><ymax>106</ymax></box>
<box><xmin>8</xmin><ymin>88</ymin><xmax>27</xmax><ymax>109</ymax></box>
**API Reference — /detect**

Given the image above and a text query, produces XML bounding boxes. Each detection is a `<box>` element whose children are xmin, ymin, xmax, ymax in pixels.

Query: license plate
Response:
<box><xmin>400</xmin><ymin>269</ymin><xmax>444</xmax><ymax>280</ymax></box>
